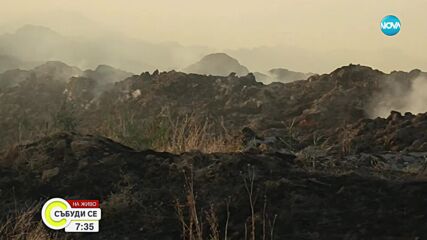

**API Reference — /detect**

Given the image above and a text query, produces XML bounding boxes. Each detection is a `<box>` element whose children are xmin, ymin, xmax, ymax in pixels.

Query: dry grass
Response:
<box><xmin>160</xmin><ymin>114</ymin><xmax>241</xmax><ymax>154</ymax></box>
<box><xmin>97</xmin><ymin>110</ymin><xmax>242</xmax><ymax>153</ymax></box>
<box><xmin>2</xmin><ymin>107</ymin><xmax>242</xmax><ymax>154</ymax></box>
<box><xmin>0</xmin><ymin>204</ymin><xmax>64</xmax><ymax>240</ymax></box>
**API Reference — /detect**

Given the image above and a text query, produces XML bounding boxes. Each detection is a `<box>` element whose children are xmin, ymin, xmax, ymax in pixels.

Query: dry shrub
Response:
<box><xmin>0</xmin><ymin>204</ymin><xmax>64</xmax><ymax>240</ymax></box>
<box><xmin>205</xmin><ymin>205</ymin><xmax>220</xmax><ymax>240</ymax></box>
<box><xmin>175</xmin><ymin>168</ymin><xmax>227</xmax><ymax>240</ymax></box>
<box><xmin>176</xmin><ymin>167</ymin><xmax>277</xmax><ymax>240</ymax></box>
<box><xmin>102</xmin><ymin>173</ymin><xmax>141</xmax><ymax>216</ymax></box>
<box><xmin>175</xmin><ymin>169</ymin><xmax>204</xmax><ymax>240</ymax></box>
<box><xmin>0</xmin><ymin>144</ymin><xmax>21</xmax><ymax>168</ymax></box>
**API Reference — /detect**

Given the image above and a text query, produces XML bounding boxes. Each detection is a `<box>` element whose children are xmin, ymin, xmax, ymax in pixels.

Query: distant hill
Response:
<box><xmin>253</xmin><ymin>72</ymin><xmax>271</xmax><ymax>83</ymax></box>
<box><xmin>33</xmin><ymin>61</ymin><xmax>82</xmax><ymax>81</ymax></box>
<box><xmin>0</xmin><ymin>25</ymin><xmax>66</xmax><ymax>63</ymax></box>
<box><xmin>0</xmin><ymin>54</ymin><xmax>36</xmax><ymax>73</ymax></box>
<box><xmin>252</xmin><ymin>68</ymin><xmax>313</xmax><ymax>84</ymax></box>
<box><xmin>0</xmin><ymin>55</ymin><xmax>22</xmax><ymax>73</ymax></box>
<box><xmin>83</xmin><ymin>64</ymin><xmax>133</xmax><ymax>84</ymax></box>
<box><xmin>268</xmin><ymin>68</ymin><xmax>313</xmax><ymax>82</ymax></box>
<box><xmin>0</xmin><ymin>60</ymin><xmax>132</xmax><ymax>90</ymax></box>
<box><xmin>0</xmin><ymin>61</ymin><xmax>82</xmax><ymax>89</ymax></box>
<box><xmin>183</xmin><ymin>53</ymin><xmax>249</xmax><ymax>76</ymax></box>
<box><xmin>183</xmin><ymin>53</ymin><xmax>312</xmax><ymax>83</ymax></box>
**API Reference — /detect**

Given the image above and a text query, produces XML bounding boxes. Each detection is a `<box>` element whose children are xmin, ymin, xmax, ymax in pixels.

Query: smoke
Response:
<box><xmin>369</xmin><ymin>75</ymin><xmax>427</xmax><ymax>117</ymax></box>
<box><xmin>399</xmin><ymin>76</ymin><xmax>427</xmax><ymax>114</ymax></box>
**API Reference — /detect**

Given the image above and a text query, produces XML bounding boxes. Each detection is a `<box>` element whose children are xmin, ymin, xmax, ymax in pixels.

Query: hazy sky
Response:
<box><xmin>0</xmin><ymin>0</ymin><xmax>426</xmax><ymax>73</ymax></box>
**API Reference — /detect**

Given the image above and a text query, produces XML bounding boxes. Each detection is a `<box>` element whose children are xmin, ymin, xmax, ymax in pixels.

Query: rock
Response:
<box><xmin>41</xmin><ymin>167</ymin><xmax>59</xmax><ymax>182</ymax></box>
<box><xmin>241</xmin><ymin>127</ymin><xmax>297</xmax><ymax>156</ymax></box>
<box><xmin>333</xmin><ymin>111</ymin><xmax>427</xmax><ymax>153</ymax></box>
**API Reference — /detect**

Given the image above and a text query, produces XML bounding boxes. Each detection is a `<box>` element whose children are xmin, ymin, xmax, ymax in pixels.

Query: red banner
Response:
<box><xmin>66</xmin><ymin>200</ymin><xmax>99</xmax><ymax>208</ymax></box>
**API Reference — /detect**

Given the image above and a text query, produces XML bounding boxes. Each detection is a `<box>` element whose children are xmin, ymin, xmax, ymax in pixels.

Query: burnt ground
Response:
<box><xmin>1</xmin><ymin>132</ymin><xmax>427</xmax><ymax>240</ymax></box>
<box><xmin>1</xmin><ymin>63</ymin><xmax>427</xmax><ymax>239</ymax></box>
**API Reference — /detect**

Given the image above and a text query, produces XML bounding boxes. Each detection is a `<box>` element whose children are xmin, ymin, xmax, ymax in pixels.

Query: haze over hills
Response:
<box><xmin>0</xmin><ymin>54</ymin><xmax>36</xmax><ymax>73</ymax></box>
<box><xmin>0</xmin><ymin>25</ymin><xmax>210</xmax><ymax>73</ymax></box>
<box><xmin>268</xmin><ymin>68</ymin><xmax>314</xmax><ymax>83</ymax></box>
<box><xmin>0</xmin><ymin>26</ymin><xmax>314</xmax><ymax>84</ymax></box>
<box><xmin>182</xmin><ymin>53</ymin><xmax>313</xmax><ymax>83</ymax></box>
<box><xmin>253</xmin><ymin>68</ymin><xmax>314</xmax><ymax>84</ymax></box>
<box><xmin>1</xmin><ymin>24</ymin><xmax>423</xmax><ymax>78</ymax></box>
<box><xmin>0</xmin><ymin>61</ymin><xmax>132</xmax><ymax>89</ymax></box>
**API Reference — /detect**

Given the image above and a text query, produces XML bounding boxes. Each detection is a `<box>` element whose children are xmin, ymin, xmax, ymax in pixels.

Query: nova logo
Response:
<box><xmin>380</xmin><ymin>15</ymin><xmax>401</xmax><ymax>36</ymax></box>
